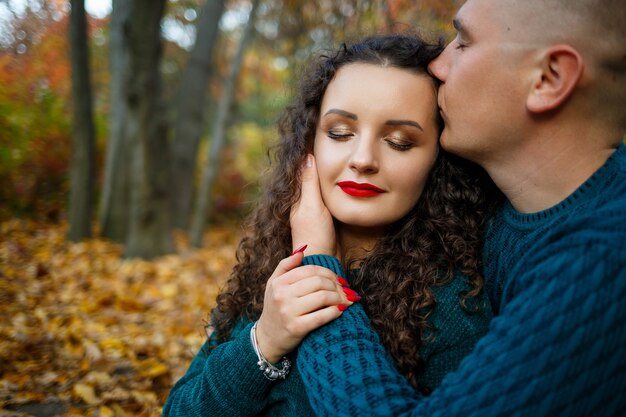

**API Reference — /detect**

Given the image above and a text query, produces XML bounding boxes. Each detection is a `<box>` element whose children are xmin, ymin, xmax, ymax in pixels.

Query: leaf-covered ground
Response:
<box><xmin>0</xmin><ymin>220</ymin><xmax>241</xmax><ymax>416</ymax></box>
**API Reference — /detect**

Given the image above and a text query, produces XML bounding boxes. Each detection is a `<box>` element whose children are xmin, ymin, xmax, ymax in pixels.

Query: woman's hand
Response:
<box><xmin>290</xmin><ymin>154</ymin><xmax>336</xmax><ymax>256</ymax></box>
<box><xmin>255</xmin><ymin>251</ymin><xmax>353</xmax><ymax>363</ymax></box>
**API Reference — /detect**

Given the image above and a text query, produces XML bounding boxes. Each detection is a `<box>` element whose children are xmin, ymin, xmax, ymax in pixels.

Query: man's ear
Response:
<box><xmin>527</xmin><ymin>45</ymin><xmax>584</xmax><ymax>113</ymax></box>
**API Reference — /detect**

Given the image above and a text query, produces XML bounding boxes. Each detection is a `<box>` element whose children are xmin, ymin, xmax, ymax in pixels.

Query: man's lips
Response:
<box><xmin>337</xmin><ymin>181</ymin><xmax>385</xmax><ymax>197</ymax></box>
<box><xmin>437</xmin><ymin>95</ymin><xmax>446</xmax><ymax>118</ymax></box>
<box><xmin>437</xmin><ymin>103</ymin><xmax>446</xmax><ymax>118</ymax></box>
<box><xmin>437</xmin><ymin>106</ymin><xmax>449</xmax><ymax>125</ymax></box>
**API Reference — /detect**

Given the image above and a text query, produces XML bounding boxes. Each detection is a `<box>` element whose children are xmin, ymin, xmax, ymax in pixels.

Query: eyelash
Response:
<box><xmin>327</xmin><ymin>130</ymin><xmax>413</xmax><ymax>151</ymax></box>
<box><xmin>454</xmin><ymin>37</ymin><xmax>467</xmax><ymax>50</ymax></box>
<box><xmin>327</xmin><ymin>131</ymin><xmax>352</xmax><ymax>140</ymax></box>
<box><xmin>386</xmin><ymin>139</ymin><xmax>413</xmax><ymax>152</ymax></box>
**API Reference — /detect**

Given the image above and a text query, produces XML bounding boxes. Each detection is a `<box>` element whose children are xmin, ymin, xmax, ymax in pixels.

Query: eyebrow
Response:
<box><xmin>453</xmin><ymin>18</ymin><xmax>467</xmax><ymax>36</ymax></box>
<box><xmin>323</xmin><ymin>109</ymin><xmax>423</xmax><ymax>131</ymax></box>
<box><xmin>385</xmin><ymin>119</ymin><xmax>424</xmax><ymax>131</ymax></box>
<box><xmin>324</xmin><ymin>108</ymin><xmax>357</xmax><ymax>120</ymax></box>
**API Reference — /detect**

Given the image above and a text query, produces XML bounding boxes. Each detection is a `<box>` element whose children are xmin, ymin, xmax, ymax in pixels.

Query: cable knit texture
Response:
<box><xmin>163</xmin><ymin>257</ymin><xmax>492</xmax><ymax>415</ymax></box>
<box><xmin>297</xmin><ymin>144</ymin><xmax>626</xmax><ymax>417</ymax></box>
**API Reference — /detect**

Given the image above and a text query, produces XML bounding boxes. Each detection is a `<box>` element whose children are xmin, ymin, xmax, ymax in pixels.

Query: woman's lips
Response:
<box><xmin>337</xmin><ymin>181</ymin><xmax>384</xmax><ymax>197</ymax></box>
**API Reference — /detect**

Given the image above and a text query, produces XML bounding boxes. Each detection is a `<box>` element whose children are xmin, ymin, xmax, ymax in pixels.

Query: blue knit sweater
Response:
<box><xmin>163</xmin><ymin>261</ymin><xmax>492</xmax><ymax>416</ymax></box>
<box><xmin>296</xmin><ymin>144</ymin><xmax>626</xmax><ymax>416</ymax></box>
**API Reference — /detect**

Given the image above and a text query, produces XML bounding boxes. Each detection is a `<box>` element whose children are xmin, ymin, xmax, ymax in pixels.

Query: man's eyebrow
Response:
<box><xmin>385</xmin><ymin>119</ymin><xmax>424</xmax><ymax>131</ymax></box>
<box><xmin>323</xmin><ymin>108</ymin><xmax>357</xmax><ymax>120</ymax></box>
<box><xmin>453</xmin><ymin>18</ymin><xmax>466</xmax><ymax>35</ymax></box>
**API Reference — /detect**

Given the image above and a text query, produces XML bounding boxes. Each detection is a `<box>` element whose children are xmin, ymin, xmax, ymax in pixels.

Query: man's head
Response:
<box><xmin>428</xmin><ymin>0</ymin><xmax>626</xmax><ymax>165</ymax></box>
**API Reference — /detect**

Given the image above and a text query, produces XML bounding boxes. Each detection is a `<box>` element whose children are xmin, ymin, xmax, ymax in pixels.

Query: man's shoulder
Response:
<box><xmin>555</xmin><ymin>194</ymin><xmax>626</xmax><ymax>246</ymax></box>
<box><xmin>506</xmin><ymin>185</ymin><xmax>626</xmax><ymax>292</ymax></box>
<box><xmin>540</xmin><ymin>150</ymin><xmax>626</xmax><ymax>247</ymax></box>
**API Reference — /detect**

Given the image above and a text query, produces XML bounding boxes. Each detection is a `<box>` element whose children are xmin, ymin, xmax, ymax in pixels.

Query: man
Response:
<box><xmin>294</xmin><ymin>0</ymin><xmax>626</xmax><ymax>415</ymax></box>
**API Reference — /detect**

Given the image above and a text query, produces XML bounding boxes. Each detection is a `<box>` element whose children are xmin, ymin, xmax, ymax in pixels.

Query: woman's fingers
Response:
<box><xmin>268</xmin><ymin>251</ymin><xmax>306</xmax><ymax>281</ymax></box>
<box><xmin>297</xmin><ymin>154</ymin><xmax>323</xmax><ymax>210</ymax></box>
<box><xmin>291</xmin><ymin>290</ymin><xmax>349</xmax><ymax>315</ymax></box>
<box><xmin>293</xmin><ymin>305</ymin><xmax>346</xmax><ymax>335</ymax></box>
<box><xmin>257</xmin><ymin>257</ymin><xmax>357</xmax><ymax>361</ymax></box>
<box><xmin>273</xmin><ymin>292</ymin><xmax>349</xmax><ymax>340</ymax></box>
<box><xmin>272</xmin><ymin>269</ymin><xmax>352</xmax><ymax>311</ymax></box>
<box><xmin>290</xmin><ymin>154</ymin><xmax>336</xmax><ymax>256</ymax></box>
<box><xmin>286</xmin><ymin>273</ymin><xmax>341</xmax><ymax>297</ymax></box>
<box><xmin>276</xmin><ymin>264</ymin><xmax>338</xmax><ymax>285</ymax></box>
<box><xmin>285</xmin><ymin>305</ymin><xmax>343</xmax><ymax>340</ymax></box>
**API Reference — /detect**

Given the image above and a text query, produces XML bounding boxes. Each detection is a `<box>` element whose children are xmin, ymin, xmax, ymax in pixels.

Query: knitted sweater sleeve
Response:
<box><xmin>162</xmin><ymin>322</ymin><xmax>274</xmax><ymax>416</ymax></box>
<box><xmin>297</xmin><ymin>240</ymin><xmax>626</xmax><ymax>416</ymax></box>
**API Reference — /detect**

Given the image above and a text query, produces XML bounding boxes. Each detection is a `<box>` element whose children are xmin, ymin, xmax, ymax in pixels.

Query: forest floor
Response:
<box><xmin>0</xmin><ymin>219</ymin><xmax>241</xmax><ymax>416</ymax></box>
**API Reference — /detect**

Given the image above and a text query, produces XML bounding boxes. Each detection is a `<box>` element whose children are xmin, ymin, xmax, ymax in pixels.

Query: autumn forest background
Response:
<box><xmin>0</xmin><ymin>0</ymin><xmax>457</xmax><ymax>415</ymax></box>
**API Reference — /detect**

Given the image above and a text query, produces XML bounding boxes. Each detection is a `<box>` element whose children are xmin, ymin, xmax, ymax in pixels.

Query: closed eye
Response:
<box><xmin>384</xmin><ymin>135</ymin><xmax>414</xmax><ymax>151</ymax></box>
<box><xmin>452</xmin><ymin>18</ymin><xmax>470</xmax><ymax>51</ymax></box>
<box><xmin>454</xmin><ymin>36</ymin><xmax>467</xmax><ymax>50</ymax></box>
<box><xmin>328</xmin><ymin>130</ymin><xmax>353</xmax><ymax>140</ymax></box>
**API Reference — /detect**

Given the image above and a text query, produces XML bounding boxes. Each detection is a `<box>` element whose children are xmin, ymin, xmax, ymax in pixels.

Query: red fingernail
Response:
<box><xmin>337</xmin><ymin>304</ymin><xmax>347</xmax><ymax>311</ymax></box>
<box><xmin>342</xmin><ymin>287</ymin><xmax>357</xmax><ymax>296</ymax></box>
<box><xmin>342</xmin><ymin>287</ymin><xmax>361</xmax><ymax>302</ymax></box>
<box><xmin>337</xmin><ymin>277</ymin><xmax>349</xmax><ymax>287</ymax></box>
<box><xmin>291</xmin><ymin>244</ymin><xmax>308</xmax><ymax>256</ymax></box>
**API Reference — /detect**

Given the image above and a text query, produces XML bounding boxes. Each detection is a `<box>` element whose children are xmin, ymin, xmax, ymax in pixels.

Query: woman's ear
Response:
<box><xmin>527</xmin><ymin>44</ymin><xmax>584</xmax><ymax>113</ymax></box>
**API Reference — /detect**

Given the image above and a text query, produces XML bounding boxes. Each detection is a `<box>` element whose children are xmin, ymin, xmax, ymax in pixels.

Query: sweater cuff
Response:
<box><xmin>206</xmin><ymin>321</ymin><xmax>274</xmax><ymax>401</ymax></box>
<box><xmin>302</xmin><ymin>255</ymin><xmax>347</xmax><ymax>279</ymax></box>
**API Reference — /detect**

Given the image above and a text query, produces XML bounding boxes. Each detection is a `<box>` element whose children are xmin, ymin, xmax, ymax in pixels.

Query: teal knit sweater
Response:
<box><xmin>163</xmin><ymin>263</ymin><xmax>492</xmax><ymax>416</ymax></box>
<box><xmin>296</xmin><ymin>144</ymin><xmax>626</xmax><ymax>416</ymax></box>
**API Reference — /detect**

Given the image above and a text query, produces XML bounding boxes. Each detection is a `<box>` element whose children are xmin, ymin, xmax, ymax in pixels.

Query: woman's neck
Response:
<box><xmin>336</xmin><ymin>224</ymin><xmax>384</xmax><ymax>267</ymax></box>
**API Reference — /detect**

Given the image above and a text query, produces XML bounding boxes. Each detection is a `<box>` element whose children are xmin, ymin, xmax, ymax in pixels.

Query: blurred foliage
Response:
<box><xmin>0</xmin><ymin>2</ymin><xmax>110</xmax><ymax>222</ymax></box>
<box><xmin>0</xmin><ymin>0</ymin><xmax>456</xmax><ymax>223</ymax></box>
<box><xmin>0</xmin><ymin>219</ymin><xmax>240</xmax><ymax>415</ymax></box>
<box><xmin>0</xmin><ymin>7</ymin><xmax>72</xmax><ymax>221</ymax></box>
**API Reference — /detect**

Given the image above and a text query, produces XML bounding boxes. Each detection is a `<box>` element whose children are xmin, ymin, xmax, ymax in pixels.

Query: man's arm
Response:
<box><xmin>297</xmin><ymin>244</ymin><xmax>626</xmax><ymax>417</ymax></box>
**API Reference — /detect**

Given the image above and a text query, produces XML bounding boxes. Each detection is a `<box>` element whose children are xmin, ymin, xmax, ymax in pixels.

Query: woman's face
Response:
<box><xmin>314</xmin><ymin>63</ymin><xmax>440</xmax><ymax>230</ymax></box>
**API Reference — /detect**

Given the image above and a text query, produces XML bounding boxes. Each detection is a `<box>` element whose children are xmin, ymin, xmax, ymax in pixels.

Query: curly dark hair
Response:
<box><xmin>210</xmin><ymin>34</ymin><xmax>501</xmax><ymax>392</ymax></box>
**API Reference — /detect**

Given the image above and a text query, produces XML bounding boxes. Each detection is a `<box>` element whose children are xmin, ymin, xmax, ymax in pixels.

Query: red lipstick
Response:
<box><xmin>337</xmin><ymin>181</ymin><xmax>384</xmax><ymax>197</ymax></box>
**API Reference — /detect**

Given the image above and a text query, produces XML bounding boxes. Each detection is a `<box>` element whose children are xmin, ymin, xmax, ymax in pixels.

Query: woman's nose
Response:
<box><xmin>348</xmin><ymin>135</ymin><xmax>379</xmax><ymax>174</ymax></box>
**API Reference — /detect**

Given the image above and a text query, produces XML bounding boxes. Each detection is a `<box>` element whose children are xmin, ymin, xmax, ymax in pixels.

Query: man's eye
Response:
<box><xmin>454</xmin><ymin>36</ymin><xmax>468</xmax><ymax>50</ymax></box>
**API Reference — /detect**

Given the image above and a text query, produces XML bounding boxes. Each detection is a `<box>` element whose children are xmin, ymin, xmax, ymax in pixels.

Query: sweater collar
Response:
<box><xmin>501</xmin><ymin>143</ymin><xmax>626</xmax><ymax>228</ymax></box>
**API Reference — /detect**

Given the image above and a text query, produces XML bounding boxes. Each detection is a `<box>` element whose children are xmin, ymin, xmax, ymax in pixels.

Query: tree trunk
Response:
<box><xmin>124</xmin><ymin>0</ymin><xmax>174</xmax><ymax>259</ymax></box>
<box><xmin>170</xmin><ymin>0</ymin><xmax>226</xmax><ymax>231</ymax></box>
<box><xmin>190</xmin><ymin>0</ymin><xmax>261</xmax><ymax>247</ymax></box>
<box><xmin>99</xmin><ymin>0</ymin><xmax>132</xmax><ymax>242</ymax></box>
<box><xmin>67</xmin><ymin>0</ymin><xmax>96</xmax><ymax>242</ymax></box>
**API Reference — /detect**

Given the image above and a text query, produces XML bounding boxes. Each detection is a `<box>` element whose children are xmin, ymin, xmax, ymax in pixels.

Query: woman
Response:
<box><xmin>163</xmin><ymin>34</ymin><xmax>498</xmax><ymax>416</ymax></box>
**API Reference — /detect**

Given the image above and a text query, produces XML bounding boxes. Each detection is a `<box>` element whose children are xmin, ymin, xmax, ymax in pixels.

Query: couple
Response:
<box><xmin>165</xmin><ymin>0</ymin><xmax>626</xmax><ymax>415</ymax></box>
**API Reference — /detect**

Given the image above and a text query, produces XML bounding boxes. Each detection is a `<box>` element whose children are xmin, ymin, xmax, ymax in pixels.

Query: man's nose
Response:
<box><xmin>428</xmin><ymin>43</ymin><xmax>452</xmax><ymax>83</ymax></box>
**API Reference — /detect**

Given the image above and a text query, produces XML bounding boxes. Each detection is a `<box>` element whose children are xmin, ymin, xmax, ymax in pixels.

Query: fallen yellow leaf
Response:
<box><xmin>99</xmin><ymin>405</ymin><xmax>114</xmax><ymax>417</ymax></box>
<box><xmin>73</xmin><ymin>382</ymin><xmax>99</xmax><ymax>405</ymax></box>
